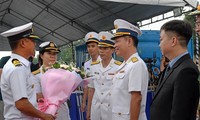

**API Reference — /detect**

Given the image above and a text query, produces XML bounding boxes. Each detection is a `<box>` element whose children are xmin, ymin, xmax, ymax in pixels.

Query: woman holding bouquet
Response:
<box><xmin>32</xmin><ymin>41</ymin><xmax>71</xmax><ymax>120</ymax></box>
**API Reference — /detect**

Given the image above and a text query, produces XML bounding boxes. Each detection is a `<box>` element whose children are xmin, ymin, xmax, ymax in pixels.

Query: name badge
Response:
<box><xmin>108</xmin><ymin>73</ymin><xmax>115</xmax><ymax>75</ymax></box>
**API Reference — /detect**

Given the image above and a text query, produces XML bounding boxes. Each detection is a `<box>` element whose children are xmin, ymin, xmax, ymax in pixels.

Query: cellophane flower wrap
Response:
<box><xmin>57</xmin><ymin>62</ymin><xmax>94</xmax><ymax>88</ymax></box>
<box><xmin>38</xmin><ymin>63</ymin><xmax>83</xmax><ymax>116</ymax></box>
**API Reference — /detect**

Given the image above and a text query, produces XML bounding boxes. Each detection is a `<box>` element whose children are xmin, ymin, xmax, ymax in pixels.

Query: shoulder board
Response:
<box><xmin>32</xmin><ymin>69</ymin><xmax>40</xmax><ymax>75</ymax></box>
<box><xmin>12</xmin><ymin>59</ymin><xmax>22</xmax><ymax>67</ymax></box>
<box><xmin>114</xmin><ymin>60</ymin><xmax>122</xmax><ymax>65</ymax></box>
<box><xmin>131</xmin><ymin>57</ymin><xmax>138</xmax><ymax>63</ymax></box>
<box><xmin>91</xmin><ymin>61</ymin><xmax>100</xmax><ymax>65</ymax></box>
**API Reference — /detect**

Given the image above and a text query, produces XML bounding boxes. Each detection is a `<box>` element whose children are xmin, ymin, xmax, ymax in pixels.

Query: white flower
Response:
<box><xmin>60</xmin><ymin>64</ymin><xmax>69</xmax><ymax>69</ymax></box>
<box><xmin>71</xmin><ymin>66</ymin><xmax>78</xmax><ymax>71</ymax></box>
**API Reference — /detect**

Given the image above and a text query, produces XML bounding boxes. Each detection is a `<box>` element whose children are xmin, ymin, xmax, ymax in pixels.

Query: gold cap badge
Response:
<box><xmin>89</xmin><ymin>34</ymin><xmax>93</xmax><ymax>38</ymax></box>
<box><xmin>50</xmin><ymin>42</ymin><xmax>54</xmax><ymax>47</ymax></box>
<box><xmin>102</xmin><ymin>35</ymin><xmax>106</xmax><ymax>40</ymax></box>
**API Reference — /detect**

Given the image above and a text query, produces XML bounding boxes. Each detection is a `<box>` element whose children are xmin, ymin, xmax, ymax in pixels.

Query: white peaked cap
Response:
<box><xmin>112</xmin><ymin>19</ymin><xmax>142</xmax><ymax>40</ymax></box>
<box><xmin>84</xmin><ymin>31</ymin><xmax>99</xmax><ymax>43</ymax></box>
<box><xmin>1</xmin><ymin>22</ymin><xmax>33</xmax><ymax>37</ymax></box>
<box><xmin>98</xmin><ymin>31</ymin><xmax>114</xmax><ymax>47</ymax></box>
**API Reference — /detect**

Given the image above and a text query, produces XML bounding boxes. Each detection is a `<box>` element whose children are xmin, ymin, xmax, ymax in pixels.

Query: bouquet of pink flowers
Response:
<box><xmin>37</xmin><ymin>62</ymin><xmax>94</xmax><ymax>116</ymax></box>
<box><xmin>38</xmin><ymin>68</ymin><xmax>82</xmax><ymax>116</ymax></box>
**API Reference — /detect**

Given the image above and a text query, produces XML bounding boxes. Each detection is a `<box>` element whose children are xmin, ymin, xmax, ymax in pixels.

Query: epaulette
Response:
<box><xmin>131</xmin><ymin>57</ymin><xmax>138</xmax><ymax>63</ymax></box>
<box><xmin>91</xmin><ymin>61</ymin><xmax>100</xmax><ymax>65</ymax></box>
<box><xmin>114</xmin><ymin>60</ymin><xmax>122</xmax><ymax>65</ymax></box>
<box><xmin>12</xmin><ymin>59</ymin><xmax>22</xmax><ymax>67</ymax></box>
<box><xmin>32</xmin><ymin>68</ymin><xmax>41</xmax><ymax>75</ymax></box>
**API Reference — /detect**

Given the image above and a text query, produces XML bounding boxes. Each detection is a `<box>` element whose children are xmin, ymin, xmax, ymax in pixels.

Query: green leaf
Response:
<box><xmin>53</xmin><ymin>62</ymin><xmax>60</xmax><ymax>68</ymax></box>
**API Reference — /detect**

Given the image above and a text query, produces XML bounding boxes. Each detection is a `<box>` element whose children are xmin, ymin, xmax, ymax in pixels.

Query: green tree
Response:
<box><xmin>59</xmin><ymin>44</ymin><xmax>74</xmax><ymax>65</ymax></box>
<box><xmin>184</xmin><ymin>13</ymin><xmax>199</xmax><ymax>57</ymax></box>
<box><xmin>184</xmin><ymin>13</ymin><xmax>195</xmax><ymax>28</ymax></box>
<box><xmin>58</xmin><ymin>39</ymin><xmax>85</xmax><ymax>65</ymax></box>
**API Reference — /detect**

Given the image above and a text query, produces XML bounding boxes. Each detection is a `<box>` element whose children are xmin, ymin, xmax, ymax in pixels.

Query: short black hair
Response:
<box><xmin>124</xmin><ymin>35</ymin><xmax>138</xmax><ymax>47</ymax></box>
<box><xmin>131</xmin><ymin>36</ymin><xmax>138</xmax><ymax>47</ymax></box>
<box><xmin>160</xmin><ymin>20</ymin><xmax>192</xmax><ymax>46</ymax></box>
<box><xmin>8</xmin><ymin>39</ymin><xmax>21</xmax><ymax>50</ymax></box>
<box><xmin>86</xmin><ymin>41</ymin><xmax>98</xmax><ymax>45</ymax></box>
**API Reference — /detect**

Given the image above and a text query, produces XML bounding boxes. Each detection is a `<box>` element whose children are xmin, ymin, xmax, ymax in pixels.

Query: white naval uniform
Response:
<box><xmin>111</xmin><ymin>53</ymin><xmax>148</xmax><ymax>120</ymax></box>
<box><xmin>84</xmin><ymin>56</ymin><xmax>101</xmax><ymax>77</ymax></box>
<box><xmin>1</xmin><ymin>54</ymin><xmax>38</xmax><ymax>120</ymax></box>
<box><xmin>33</xmin><ymin>66</ymin><xmax>71</xmax><ymax>120</ymax></box>
<box><xmin>89</xmin><ymin>58</ymin><xmax>121</xmax><ymax>120</ymax></box>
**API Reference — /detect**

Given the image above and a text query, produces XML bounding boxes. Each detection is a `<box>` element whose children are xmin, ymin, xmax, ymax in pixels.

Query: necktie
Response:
<box><xmin>164</xmin><ymin>65</ymin><xmax>171</xmax><ymax>78</ymax></box>
<box><xmin>157</xmin><ymin>65</ymin><xmax>170</xmax><ymax>87</ymax></box>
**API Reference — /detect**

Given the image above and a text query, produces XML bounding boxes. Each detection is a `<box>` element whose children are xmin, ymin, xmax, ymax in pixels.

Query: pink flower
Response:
<box><xmin>38</xmin><ymin>69</ymin><xmax>82</xmax><ymax>116</ymax></box>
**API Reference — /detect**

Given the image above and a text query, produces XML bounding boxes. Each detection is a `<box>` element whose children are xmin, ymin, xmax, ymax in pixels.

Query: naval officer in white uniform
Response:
<box><xmin>88</xmin><ymin>31</ymin><xmax>121</xmax><ymax>120</ymax></box>
<box><xmin>32</xmin><ymin>41</ymin><xmax>71</xmax><ymax>120</ymax></box>
<box><xmin>111</xmin><ymin>19</ymin><xmax>149</xmax><ymax>120</ymax></box>
<box><xmin>81</xmin><ymin>32</ymin><xmax>101</xmax><ymax>120</ymax></box>
<box><xmin>83</xmin><ymin>32</ymin><xmax>101</xmax><ymax>79</ymax></box>
<box><xmin>0</xmin><ymin>23</ymin><xmax>55</xmax><ymax>120</ymax></box>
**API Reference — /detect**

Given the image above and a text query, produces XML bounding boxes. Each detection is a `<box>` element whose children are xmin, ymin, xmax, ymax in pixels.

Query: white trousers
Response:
<box><xmin>56</xmin><ymin>102</ymin><xmax>71</xmax><ymax>120</ymax></box>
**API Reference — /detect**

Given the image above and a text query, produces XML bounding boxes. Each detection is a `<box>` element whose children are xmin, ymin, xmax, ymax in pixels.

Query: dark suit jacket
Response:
<box><xmin>150</xmin><ymin>54</ymin><xmax>199</xmax><ymax>120</ymax></box>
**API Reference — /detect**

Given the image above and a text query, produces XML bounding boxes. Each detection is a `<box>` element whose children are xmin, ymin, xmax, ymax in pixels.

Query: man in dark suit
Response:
<box><xmin>150</xmin><ymin>20</ymin><xmax>199</xmax><ymax>120</ymax></box>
